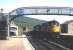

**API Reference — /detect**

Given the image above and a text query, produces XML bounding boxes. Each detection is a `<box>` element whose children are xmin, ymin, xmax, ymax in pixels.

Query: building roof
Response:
<box><xmin>63</xmin><ymin>20</ymin><xmax>73</xmax><ymax>24</ymax></box>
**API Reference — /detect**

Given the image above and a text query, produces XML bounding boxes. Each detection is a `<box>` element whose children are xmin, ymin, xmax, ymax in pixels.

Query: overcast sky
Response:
<box><xmin>0</xmin><ymin>0</ymin><xmax>73</xmax><ymax>23</ymax></box>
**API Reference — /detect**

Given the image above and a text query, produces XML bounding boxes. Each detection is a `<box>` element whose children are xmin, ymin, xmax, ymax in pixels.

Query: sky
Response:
<box><xmin>0</xmin><ymin>0</ymin><xmax>73</xmax><ymax>23</ymax></box>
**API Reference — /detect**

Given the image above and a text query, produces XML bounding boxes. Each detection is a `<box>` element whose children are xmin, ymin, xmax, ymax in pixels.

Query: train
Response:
<box><xmin>28</xmin><ymin>20</ymin><xmax>73</xmax><ymax>41</ymax></box>
<box><xmin>34</xmin><ymin>20</ymin><xmax>60</xmax><ymax>32</ymax></box>
<box><xmin>33</xmin><ymin>20</ymin><xmax>61</xmax><ymax>39</ymax></box>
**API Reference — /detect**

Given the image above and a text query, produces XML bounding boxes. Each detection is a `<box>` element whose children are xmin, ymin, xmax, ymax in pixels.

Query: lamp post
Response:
<box><xmin>7</xmin><ymin>14</ymin><xmax>10</xmax><ymax>39</ymax></box>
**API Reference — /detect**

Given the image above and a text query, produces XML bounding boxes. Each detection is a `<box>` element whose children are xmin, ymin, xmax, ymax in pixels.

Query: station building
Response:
<box><xmin>10</xmin><ymin>21</ymin><xmax>32</xmax><ymax>36</ymax></box>
<box><xmin>61</xmin><ymin>20</ymin><xmax>73</xmax><ymax>36</ymax></box>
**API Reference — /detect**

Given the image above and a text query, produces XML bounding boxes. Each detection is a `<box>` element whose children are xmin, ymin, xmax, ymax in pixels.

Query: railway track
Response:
<box><xmin>28</xmin><ymin>37</ymin><xmax>71</xmax><ymax>50</ymax></box>
<box><xmin>26</xmin><ymin>32</ymin><xmax>71</xmax><ymax>50</ymax></box>
<box><xmin>39</xmin><ymin>39</ymin><xmax>71</xmax><ymax>50</ymax></box>
<box><xmin>53</xmin><ymin>38</ymin><xmax>73</xmax><ymax>50</ymax></box>
<box><xmin>28</xmin><ymin>37</ymin><xmax>49</xmax><ymax>50</ymax></box>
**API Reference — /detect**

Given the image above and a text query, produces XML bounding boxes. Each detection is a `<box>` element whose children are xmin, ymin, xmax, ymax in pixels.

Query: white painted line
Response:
<box><xmin>22</xmin><ymin>35</ymin><xmax>35</xmax><ymax>50</ymax></box>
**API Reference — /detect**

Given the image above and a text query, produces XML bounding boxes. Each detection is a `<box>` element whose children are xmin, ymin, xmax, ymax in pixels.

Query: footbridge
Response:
<box><xmin>10</xmin><ymin>7</ymin><xmax>73</xmax><ymax>16</ymax></box>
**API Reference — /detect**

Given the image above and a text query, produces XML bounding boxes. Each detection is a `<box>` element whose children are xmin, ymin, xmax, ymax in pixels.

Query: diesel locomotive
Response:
<box><xmin>33</xmin><ymin>20</ymin><xmax>60</xmax><ymax>38</ymax></box>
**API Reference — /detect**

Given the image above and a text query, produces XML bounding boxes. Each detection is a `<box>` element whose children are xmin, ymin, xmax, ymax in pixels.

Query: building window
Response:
<box><xmin>23</xmin><ymin>27</ymin><xmax>26</xmax><ymax>31</ymax></box>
